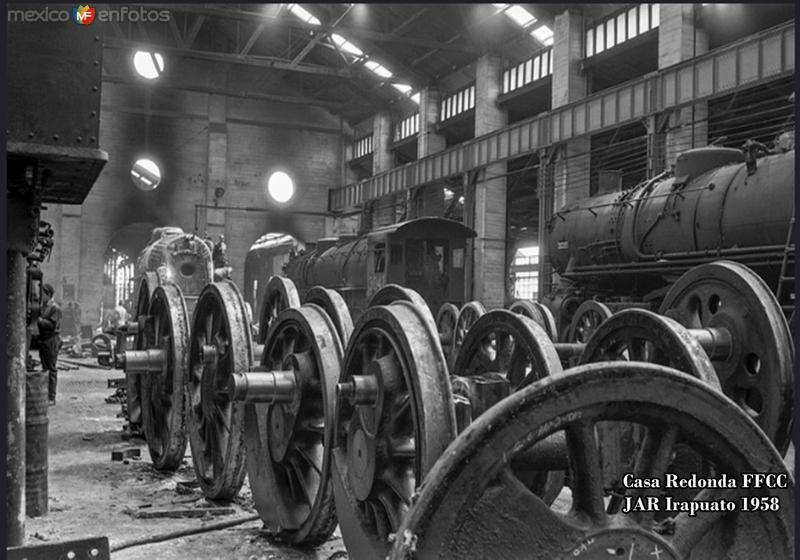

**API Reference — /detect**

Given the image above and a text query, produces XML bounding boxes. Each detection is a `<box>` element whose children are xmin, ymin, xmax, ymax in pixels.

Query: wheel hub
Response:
<box><xmin>348</xmin><ymin>422</ymin><xmax>376</xmax><ymax>501</ymax></box>
<box><xmin>562</xmin><ymin>529</ymin><xmax>679</xmax><ymax>560</ymax></box>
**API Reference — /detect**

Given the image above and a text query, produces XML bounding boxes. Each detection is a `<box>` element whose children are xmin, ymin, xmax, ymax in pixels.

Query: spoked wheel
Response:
<box><xmin>578</xmin><ymin>309</ymin><xmax>719</xmax><ymax>386</ymax></box>
<box><xmin>453</xmin><ymin>301</ymin><xmax>486</xmax><ymax>361</ymax></box>
<box><xmin>578</xmin><ymin>309</ymin><xmax>720</xmax><ymax>494</ymax></box>
<box><xmin>568</xmin><ymin>300</ymin><xmax>613</xmax><ymax>344</ymax></box>
<box><xmin>128</xmin><ymin>271</ymin><xmax>162</xmax><ymax>430</ymax></box>
<box><xmin>187</xmin><ymin>281</ymin><xmax>251</xmax><ymax>501</ymax></box>
<box><xmin>245</xmin><ymin>305</ymin><xmax>342</xmax><ymax>546</ymax></box>
<box><xmin>659</xmin><ymin>261</ymin><xmax>793</xmax><ymax>454</ymax></box>
<box><xmin>304</xmin><ymin>286</ymin><xmax>354</xmax><ymax>345</ymax></box>
<box><xmin>510</xmin><ymin>299</ymin><xmax>558</xmax><ymax>341</ymax></box>
<box><xmin>452</xmin><ymin>309</ymin><xmax>562</xmax><ymax>389</ymax></box>
<box><xmin>451</xmin><ymin>309</ymin><xmax>564</xmax><ymax>503</ymax></box>
<box><xmin>332</xmin><ymin>301</ymin><xmax>457</xmax><ymax>560</ymax></box>
<box><xmin>435</xmin><ymin>303</ymin><xmax>460</xmax><ymax>369</ymax></box>
<box><xmin>367</xmin><ymin>283</ymin><xmax>439</xmax><ymax>339</ymax></box>
<box><xmin>391</xmin><ymin>362</ymin><xmax>794</xmax><ymax>560</ymax></box>
<box><xmin>257</xmin><ymin>276</ymin><xmax>301</xmax><ymax>344</ymax></box>
<box><xmin>140</xmin><ymin>285</ymin><xmax>190</xmax><ymax>471</ymax></box>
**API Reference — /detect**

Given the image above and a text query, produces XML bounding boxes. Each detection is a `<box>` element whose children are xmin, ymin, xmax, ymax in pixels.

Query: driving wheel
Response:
<box><xmin>332</xmin><ymin>299</ymin><xmax>456</xmax><ymax>559</ymax></box>
<box><xmin>187</xmin><ymin>281</ymin><xmax>252</xmax><ymax>500</ymax></box>
<box><xmin>391</xmin><ymin>362</ymin><xmax>794</xmax><ymax>560</ymax></box>
<box><xmin>140</xmin><ymin>284</ymin><xmax>190</xmax><ymax>470</ymax></box>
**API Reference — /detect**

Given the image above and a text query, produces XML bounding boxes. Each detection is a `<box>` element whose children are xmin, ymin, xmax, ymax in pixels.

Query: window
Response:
<box><xmin>586</xmin><ymin>28</ymin><xmax>595</xmax><ymax>57</ymax></box>
<box><xmin>511</xmin><ymin>246</ymin><xmax>539</xmax><ymax>300</ymax></box>
<box><xmin>596</xmin><ymin>24</ymin><xmax>605</xmax><ymax>54</ymax></box>
<box><xmin>606</xmin><ymin>19</ymin><xmax>615</xmax><ymax>49</ymax></box>
<box><xmin>628</xmin><ymin>7</ymin><xmax>638</xmax><ymax>38</ymax></box>
<box><xmin>617</xmin><ymin>13</ymin><xmax>626</xmax><ymax>44</ymax></box>
<box><xmin>651</xmin><ymin>4</ymin><xmax>660</xmax><ymax>27</ymax></box>
<box><xmin>639</xmin><ymin>4</ymin><xmax>650</xmax><ymax>33</ymax></box>
<box><xmin>374</xmin><ymin>244</ymin><xmax>386</xmax><ymax>274</ymax></box>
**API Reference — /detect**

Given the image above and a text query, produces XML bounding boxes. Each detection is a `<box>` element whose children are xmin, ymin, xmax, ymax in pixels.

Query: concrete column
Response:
<box><xmin>658</xmin><ymin>4</ymin><xmax>709</xmax><ymax>166</ymax></box>
<box><xmin>372</xmin><ymin>112</ymin><xmax>393</xmax><ymax>174</ymax></box>
<box><xmin>205</xmin><ymin>93</ymin><xmax>228</xmax><ymax>243</ymax></box>
<box><xmin>472</xmin><ymin>54</ymin><xmax>508</xmax><ymax>309</ymax></box>
<box><xmin>552</xmin><ymin>9</ymin><xmax>591</xmax><ymax>209</ymax></box>
<box><xmin>418</xmin><ymin>87</ymin><xmax>446</xmax><ymax>157</ymax></box>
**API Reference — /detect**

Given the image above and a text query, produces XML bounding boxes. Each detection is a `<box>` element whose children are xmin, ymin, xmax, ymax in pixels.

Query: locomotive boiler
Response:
<box><xmin>259</xmin><ymin>217</ymin><xmax>476</xmax><ymax>321</ymax></box>
<box><xmin>546</xmin><ymin>144</ymin><xmax>795</xmax><ymax>329</ymax></box>
<box><xmin>135</xmin><ymin>226</ymin><xmax>214</xmax><ymax>314</ymax></box>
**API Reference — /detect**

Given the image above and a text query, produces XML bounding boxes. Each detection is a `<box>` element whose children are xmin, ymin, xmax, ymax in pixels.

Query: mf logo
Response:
<box><xmin>73</xmin><ymin>4</ymin><xmax>96</xmax><ymax>25</ymax></box>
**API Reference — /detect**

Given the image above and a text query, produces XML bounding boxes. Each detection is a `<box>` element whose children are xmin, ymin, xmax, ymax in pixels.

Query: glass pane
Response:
<box><xmin>651</xmin><ymin>4</ymin><xmax>660</xmax><ymax>27</ymax></box>
<box><xmin>525</xmin><ymin>59</ymin><xmax>532</xmax><ymax>84</ymax></box>
<box><xmin>503</xmin><ymin>70</ymin><xmax>510</xmax><ymax>93</ymax></box>
<box><xmin>639</xmin><ymin>4</ymin><xmax>650</xmax><ymax>33</ymax></box>
<box><xmin>596</xmin><ymin>24</ymin><xmax>605</xmax><ymax>54</ymax></box>
<box><xmin>586</xmin><ymin>28</ymin><xmax>594</xmax><ymax>57</ymax></box>
<box><xmin>533</xmin><ymin>55</ymin><xmax>541</xmax><ymax>80</ymax></box>
<box><xmin>549</xmin><ymin>50</ymin><xmax>553</xmax><ymax>74</ymax></box>
<box><xmin>617</xmin><ymin>13</ymin><xmax>626</xmax><ymax>43</ymax></box>
<box><xmin>469</xmin><ymin>86</ymin><xmax>475</xmax><ymax>108</ymax></box>
<box><xmin>628</xmin><ymin>7</ymin><xmax>638</xmax><ymax>37</ymax></box>
<box><xmin>606</xmin><ymin>19</ymin><xmax>615</xmax><ymax>49</ymax></box>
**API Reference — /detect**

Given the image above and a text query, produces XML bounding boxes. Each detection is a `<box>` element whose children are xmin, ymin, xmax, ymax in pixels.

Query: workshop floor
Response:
<box><xmin>25</xmin><ymin>361</ymin><xmax>347</xmax><ymax>560</ymax></box>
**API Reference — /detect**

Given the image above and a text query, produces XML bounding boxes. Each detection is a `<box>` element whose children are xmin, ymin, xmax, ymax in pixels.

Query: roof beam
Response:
<box><xmin>104</xmin><ymin>37</ymin><xmax>356</xmax><ymax>78</ymax></box>
<box><xmin>153</xmin><ymin>5</ymin><xmax>480</xmax><ymax>53</ymax></box>
<box><xmin>101</xmin><ymin>72</ymin><xmax>347</xmax><ymax>109</ymax></box>
<box><xmin>290</xmin><ymin>5</ymin><xmax>353</xmax><ymax>67</ymax></box>
<box><xmin>239</xmin><ymin>23</ymin><xmax>265</xmax><ymax>57</ymax></box>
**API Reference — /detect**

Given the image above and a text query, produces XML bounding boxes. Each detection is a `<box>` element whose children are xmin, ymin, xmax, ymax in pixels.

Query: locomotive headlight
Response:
<box><xmin>267</xmin><ymin>171</ymin><xmax>295</xmax><ymax>204</ymax></box>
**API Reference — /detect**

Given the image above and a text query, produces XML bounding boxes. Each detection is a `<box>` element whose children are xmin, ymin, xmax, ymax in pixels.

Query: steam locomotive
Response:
<box><xmin>246</xmin><ymin>217</ymin><xmax>476</xmax><ymax>322</ymax></box>
<box><xmin>545</xmin><ymin>140</ymin><xmax>795</xmax><ymax>332</ymax></box>
<box><xmin>134</xmin><ymin>226</ymin><xmax>214</xmax><ymax>316</ymax></box>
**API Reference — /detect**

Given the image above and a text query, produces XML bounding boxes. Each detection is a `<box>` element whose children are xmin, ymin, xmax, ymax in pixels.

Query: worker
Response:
<box><xmin>37</xmin><ymin>283</ymin><xmax>62</xmax><ymax>406</ymax></box>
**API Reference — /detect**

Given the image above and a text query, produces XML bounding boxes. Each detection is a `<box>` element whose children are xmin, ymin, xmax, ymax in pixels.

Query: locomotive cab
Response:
<box><xmin>367</xmin><ymin>218</ymin><xmax>475</xmax><ymax>314</ymax></box>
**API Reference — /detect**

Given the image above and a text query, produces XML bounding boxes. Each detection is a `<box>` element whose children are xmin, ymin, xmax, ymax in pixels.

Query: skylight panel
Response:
<box><xmin>393</xmin><ymin>84</ymin><xmax>412</xmax><ymax>94</ymax></box>
<box><xmin>331</xmin><ymin>33</ymin><xmax>364</xmax><ymax>57</ymax></box>
<box><xmin>505</xmin><ymin>5</ymin><xmax>537</xmax><ymax>28</ymax></box>
<box><xmin>287</xmin><ymin>3</ymin><xmax>320</xmax><ymax>25</ymax></box>
<box><xmin>365</xmin><ymin>60</ymin><xmax>393</xmax><ymax>79</ymax></box>
<box><xmin>530</xmin><ymin>25</ymin><xmax>554</xmax><ymax>46</ymax></box>
<box><xmin>411</xmin><ymin>92</ymin><xmax>421</xmax><ymax>104</ymax></box>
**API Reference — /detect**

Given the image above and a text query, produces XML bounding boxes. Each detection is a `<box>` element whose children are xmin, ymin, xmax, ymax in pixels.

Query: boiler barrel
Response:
<box><xmin>25</xmin><ymin>370</ymin><xmax>49</xmax><ymax>517</ymax></box>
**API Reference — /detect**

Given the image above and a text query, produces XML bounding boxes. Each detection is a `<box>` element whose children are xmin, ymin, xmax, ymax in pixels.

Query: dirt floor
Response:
<box><xmin>24</xmin><ymin>360</ymin><xmax>348</xmax><ymax>559</ymax></box>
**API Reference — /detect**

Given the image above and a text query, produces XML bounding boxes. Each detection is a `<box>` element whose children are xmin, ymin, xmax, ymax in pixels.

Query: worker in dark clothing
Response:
<box><xmin>38</xmin><ymin>283</ymin><xmax>62</xmax><ymax>405</ymax></box>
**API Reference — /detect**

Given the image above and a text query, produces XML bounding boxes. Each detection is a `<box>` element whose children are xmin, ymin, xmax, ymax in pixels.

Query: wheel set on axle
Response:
<box><xmin>104</xmin><ymin>260</ymin><xmax>792</xmax><ymax>559</ymax></box>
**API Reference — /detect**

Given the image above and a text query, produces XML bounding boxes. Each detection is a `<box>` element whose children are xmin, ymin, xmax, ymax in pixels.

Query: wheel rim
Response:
<box><xmin>453</xmin><ymin>301</ymin><xmax>487</xmax><ymax>358</ymax></box>
<box><xmin>453</xmin><ymin>309</ymin><xmax>562</xmax><ymax>388</ymax></box>
<box><xmin>568</xmin><ymin>300</ymin><xmax>613</xmax><ymax>344</ymax></box>
<box><xmin>246</xmin><ymin>305</ymin><xmax>341</xmax><ymax>545</ymax></box>
<box><xmin>303</xmin><ymin>286</ymin><xmax>354</xmax><ymax>345</ymax></box>
<box><xmin>332</xmin><ymin>301</ymin><xmax>456</xmax><ymax>559</ymax></box>
<box><xmin>187</xmin><ymin>281</ymin><xmax>251</xmax><ymax>500</ymax></box>
<box><xmin>578</xmin><ymin>309</ymin><xmax>719</xmax><ymax>387</ymax></box>
<box><xmin>451</xmin><ymin>309</ymin><xmax>565</xmax><ymax>503</ymax></box>
<box><xmin>436</xmin><ymin>303</ymin><xmax>460</xmax><ymax>369</ymax></box>
<box><xmin>391</xmin><ymin>362</ymin><xmax>794</xmax><ymax>560</ymax></box>
<box><xmin>258</xmin><ymin>276</ymin><xmax>301</xmax><ymax>344</ymax></box>
<box><xmin>140</xmin><ymin>284</ymin><xmax>190</xmax><ymax>471</ymax></box>
<box><xmin>659</xmin><ymin>260</ymin><xmax>793</xmax><ymax>453</ymax></box>
<box><xmin>367</xmin><ymin>283</ymin><xmax>440</xmax><ymax>340</ymax></box>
